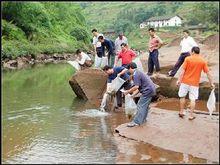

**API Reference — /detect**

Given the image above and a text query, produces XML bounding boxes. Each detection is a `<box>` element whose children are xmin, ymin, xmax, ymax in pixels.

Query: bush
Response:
<box><xmin>1</xmin><ymin>2</ymin><xmax>90</xmax><ymax>59</ymax></box>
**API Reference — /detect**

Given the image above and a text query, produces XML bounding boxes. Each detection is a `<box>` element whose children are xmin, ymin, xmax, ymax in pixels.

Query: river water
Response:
<box><xmin>2</xmin><ymin>63</ymin><xmax>216</xmax><ymax>164</ymax></box>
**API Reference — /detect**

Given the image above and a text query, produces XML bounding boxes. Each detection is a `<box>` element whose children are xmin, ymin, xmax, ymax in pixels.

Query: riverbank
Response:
<box><xmin>1</xmin><ymin>53</ymin><xmax>79</xmax><ymax>70</ymax></box>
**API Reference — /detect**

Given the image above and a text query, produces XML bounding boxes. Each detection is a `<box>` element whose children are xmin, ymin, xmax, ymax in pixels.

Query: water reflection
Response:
<box><xmin>114</xmin><ymin>133</ymin><xmax>210</xmax><ymax>164</ymax></box>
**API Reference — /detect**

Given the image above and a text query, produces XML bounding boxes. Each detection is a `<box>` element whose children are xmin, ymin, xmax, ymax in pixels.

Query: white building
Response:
<box><xmin>140</xmin><ymin>15</ymin><xmax>183</xmax><ymax>28</ymax></box>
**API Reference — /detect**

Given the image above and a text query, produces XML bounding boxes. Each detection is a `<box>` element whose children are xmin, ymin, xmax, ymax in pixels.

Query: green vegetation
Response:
<box><xmin>2</xmin><ymin>2</ymin><xmax>91</xmax><ymax>59</ymax></box>
<box><xmin>82</xmin><ymin>1</ymin><xmax>219</xmax><ymax>51</ymax></box>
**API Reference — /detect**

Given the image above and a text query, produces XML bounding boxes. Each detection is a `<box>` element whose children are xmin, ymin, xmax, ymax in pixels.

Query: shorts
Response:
<box><xmin>178</xmin><ymin>83</ymin><xmax>199</xmax><ymax>101</ymax></box>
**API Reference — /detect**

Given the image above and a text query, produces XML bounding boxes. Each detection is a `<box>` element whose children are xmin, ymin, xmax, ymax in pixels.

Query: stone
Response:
<box><xmin>69</xmin><ymin>68</ymin><xmax>108</xmax><ymax>104</ymax></box>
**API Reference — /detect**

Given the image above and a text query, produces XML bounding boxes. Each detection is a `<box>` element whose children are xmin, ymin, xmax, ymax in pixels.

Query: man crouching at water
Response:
<box><xmin>100</xmin><ymin>65</ymin><xmax>132</xmax><ymax>111</ymax></box>
<box><xmin>76</xmin><ymin>49</ymin><xmax>94</xmax><ymax>68</ymax></box>
<box><xmin>123</xmin><ymin>62</ymin><xmax>156</xmax><ymax>127</ymax></box>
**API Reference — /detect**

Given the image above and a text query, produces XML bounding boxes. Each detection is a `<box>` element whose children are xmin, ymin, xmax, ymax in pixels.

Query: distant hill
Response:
<box><xmin>81</xmin><ymin>2</ymin><xmax>219</xmax><ymax>50</ymax></box>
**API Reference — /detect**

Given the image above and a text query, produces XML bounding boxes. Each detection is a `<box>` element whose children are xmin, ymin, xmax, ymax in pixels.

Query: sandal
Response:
<box><xmin>188</xmin><ymin>116</ymin><xmax>196</xmax><ymax>120</ymax></box>
<box><xmin>178</xmin><ymin>113</ymin><xmax>185</xmax><ymax>118</ymax></box>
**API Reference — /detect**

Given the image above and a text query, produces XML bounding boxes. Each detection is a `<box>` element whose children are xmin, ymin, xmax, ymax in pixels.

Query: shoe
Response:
<box><xmin>188</xmin><ymin>116</ymin><xmax>196</xmax><ymax>120</ymax></box>
<box><xmin>168</xmin><ymin>71</ymin><xmax>174</xmax><ymax>77</ymax></box>
<box><xmin>127</xmin><ymin>122</ymin><xmax>139</xmax><ymax>127</ymax></box>
<box><xmin>147</xmin><ymin>73</ymin><xmax>153</xmax><ymax>76</ymax></box>
<box><xmin>178</xmin><ymin>113</ymin><xmax>185</xmax><ymax>118</ymax></box>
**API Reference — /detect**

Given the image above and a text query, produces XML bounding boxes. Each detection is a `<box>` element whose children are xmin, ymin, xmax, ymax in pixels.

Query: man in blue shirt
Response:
<box><xmin>124</xmin><ymin>62</ymin><xmax>156</xmax><ymax>127</ymax></box>
<box><xmin>98</xmin><ymin>36</ymin><xmax>115</xmax><ymax>67</ymax></box>
<box><xmin>100</xmin><ymin>65</ymin><xmax>132</xmax><ymax>111</ymax></box>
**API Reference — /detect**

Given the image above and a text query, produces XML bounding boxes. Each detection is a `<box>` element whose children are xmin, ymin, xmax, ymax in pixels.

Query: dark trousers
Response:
<box><xmin>148</xmin><ymin>49</ymin><xmax>160</xmax><ymax>75</ymax></box>
<box><xmin>116</xmin><ymin>80</ymin><xmax>132</xmax><ymax>107</ymax></box>
<box><xmin>169</xmin><ymin>52</ymin><xmax>190</xmax><ymax>76</ymax></box>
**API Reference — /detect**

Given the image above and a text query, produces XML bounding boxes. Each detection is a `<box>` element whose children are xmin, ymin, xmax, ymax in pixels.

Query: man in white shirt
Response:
<box><xmin>92</xmin><ymin>29</ymin><xmax>104</xmax><ymax>68</ymax></box>
<box><xmin>76</xmin><ymin>49</ymin><xmax>93</xmax><ymax>68</ymax></box>
<box><xmin>168</xmin><ymin>30</ymin><xmax>198</xmax><ymax>77</ymax></box>
<box><xmin>115</xmin><ymin>32</ymin><xmax>128</xmax><ymax>55</ymax></box>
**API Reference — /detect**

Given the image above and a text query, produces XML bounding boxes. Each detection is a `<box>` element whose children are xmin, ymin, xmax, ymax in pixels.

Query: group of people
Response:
<box><xmin>73</xmin><ymin>27</ymin><xmax>215</xmax><ymax>127</ymax></box>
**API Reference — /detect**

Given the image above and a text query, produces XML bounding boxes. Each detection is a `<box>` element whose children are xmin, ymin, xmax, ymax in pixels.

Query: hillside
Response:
<box><xmin>1</xmin><ymin>2</ymin><xmax>91</xmax><ymax>59</ymax></box>
<box><xmin>81</xmin><ymin>2</ymin><xmax>219</xmax><ymax>51</ymax></box>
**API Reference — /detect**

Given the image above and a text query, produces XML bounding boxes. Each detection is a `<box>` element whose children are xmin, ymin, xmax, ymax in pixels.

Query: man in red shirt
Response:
<box><xmin>114</xmin><ymin>43</ymin><xmax>136</xmax><ymax>69</ymax></box>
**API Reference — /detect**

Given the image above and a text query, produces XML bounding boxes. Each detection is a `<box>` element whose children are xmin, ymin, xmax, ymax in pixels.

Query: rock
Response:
<box><xmin>5</xmin><ymin>60</ymin><xmax>18</xmax><ymax>68</ymax></box>
<box><xmin>17</xmin><ymin>57</ymin><xmax>29</xmax><ymax>69</ymax></box>
<box><xmin>69</xmin><ymin>68</ymin><xmax>108</xmax><ymax>103</ymax></box>
<box><xmin>151</xmin><ymin>75</ymin><xmax>219</xmax><ymax>101</ymax></box>
<box><xmin>115</xmin><ymin>108</ymin><xmax>219</xmax><ymax>162</ymax></box>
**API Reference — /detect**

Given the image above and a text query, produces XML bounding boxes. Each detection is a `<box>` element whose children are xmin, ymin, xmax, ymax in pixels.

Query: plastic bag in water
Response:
<box><xmin>207</xmin><ymin>89</ymin><xmax>216</xmax><ymax>116</ymax></box>
<box><xmin>125</xmin><ymin>94</ymin><xmax>137</xmax><ymax>116</ymax></box>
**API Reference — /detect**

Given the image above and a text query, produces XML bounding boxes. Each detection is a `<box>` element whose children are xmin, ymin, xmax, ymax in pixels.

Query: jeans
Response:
<box><xmin>133</xmin><ymin>96</ymin><xmax>152</xmax><ymax>125</ymax></box>
<box><xmin>148</xmin><ymin>49</ymin><xmax>160</xmax><ymax>75</ymax></box>
<box><xmin>169</xmin><ymin>52</ymin><xmax>190</xmax><ymax>76</ymax></box>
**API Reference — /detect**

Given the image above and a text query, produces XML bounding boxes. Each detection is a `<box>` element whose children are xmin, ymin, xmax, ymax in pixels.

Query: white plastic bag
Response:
<box><xmin>101</xmin><ymin>56</ymin><xmax>108</xmax><ymax>67</ymax></box>
<box><xmin>94</xmin><ymin>55</ymin><xmax>102</xmax><ymax>68</ymax></box>
<box><xmin>132</xmin><ymin>57</ymin><xmax>144</xmax><ymax>72</ymax></box>
<box><xmin>125</xmin><ymin>94</ymin><xmax>137</xmax><ymax>116</ymax></box>
<box><xmin>207</xmin><ymin>89</ymin><xmax>216</xmax><ymax>116</ymax></box>
<box><xmin>109</xmin><ymin>76</ymin><xmax>125</xmax><ymax>92</ymax></box>
<box><xmin>67</xmin><ymin>60</ymin><xmax>80</xmax><ymax>70</ymax></box>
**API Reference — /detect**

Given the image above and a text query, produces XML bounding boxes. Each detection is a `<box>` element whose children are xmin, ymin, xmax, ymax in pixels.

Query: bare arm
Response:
<box><xmin>131</xmin><ymin>89</ymin><xmax>139</xmax><ymax>97</ymax></box>
<box><xmin>206</xmin><ymin>72</ymin><xmax>215</xmax><ymax>89</ymax></box>
<box><xmin>176</xmin><ymin>68</ymin><xmax>185</xmax><ymax>86</ymax></box>
<box><xmin>114</xmin><ymin>55</ymin><xmax>119</xmax><ymax>67</ymax></box>
<box><xmin>124</xmin><ymin>85</ymin><xmax>139</xmax><ymax>95</ymax></box>
<box><xmin>117</xmin><ymin>68</ymin><xmax>128</xmax><ymax>77</ymax></box>
<box><xmin>93</xmin><ymin>44</ymin><xmax>96</xmax><ymax>53</ymax></box>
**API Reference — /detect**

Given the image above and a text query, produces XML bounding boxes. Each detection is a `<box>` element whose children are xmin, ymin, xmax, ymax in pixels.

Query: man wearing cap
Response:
<box><xmin>123</xmin><ymin>62</ymin><xmax>156</xmax><ymax>127</ymax></box>
<box><xmin>115</xmin><ymin>32</ymin><xmax>128</xmax><ymax>55</ymax></box>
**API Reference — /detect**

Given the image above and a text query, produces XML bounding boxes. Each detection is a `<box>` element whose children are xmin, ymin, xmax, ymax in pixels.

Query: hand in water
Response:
<box><xmin>100</xmin><ymin>107</ymin><xmax>105</xmax><ymax>112</ymax></box>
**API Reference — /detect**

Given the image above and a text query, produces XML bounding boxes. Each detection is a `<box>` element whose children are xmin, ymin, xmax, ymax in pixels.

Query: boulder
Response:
<box><xmin>151</xmin><ymin>74</ymin><xmax>219</xmax><ymax>101</ymax></box>
<box><xmin>69</xmin><ymin>68</ymin><xmax>108</xmax><ymax>103</ymax></box>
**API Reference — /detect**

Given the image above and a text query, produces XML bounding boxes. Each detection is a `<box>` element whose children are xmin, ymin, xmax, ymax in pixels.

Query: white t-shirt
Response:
<box><xmin>77</xmin><ymin>52</ymin><xmax>91</xmax><ymax>65</ymax></box>
<box><xmin>180</xmin><ymin>36</ymin><xmax>198</xmax><ymax>53</ymax></box>
<box><xmin>115</xmin><ymin>36</ymin><xmax>128</xmax><ymax>54</ymax></box>
<box><xmin>93</xmin><ymin>33</ymin><xmax>104</xmax><ymax>48</ymax></box>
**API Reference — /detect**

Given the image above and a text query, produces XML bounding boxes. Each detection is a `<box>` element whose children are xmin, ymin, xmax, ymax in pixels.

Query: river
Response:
<box><xmin>2</xmin><ymin>63</ymin><xmax>214</xmax><ymax>164</ymax></box>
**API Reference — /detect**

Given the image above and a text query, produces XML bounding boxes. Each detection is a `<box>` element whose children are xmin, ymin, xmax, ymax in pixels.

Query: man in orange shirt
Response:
<box><xmin>176</xmin><ymin>46</ymin><xmax>215</xmax><ymax>120</ymax></box>
<box><xmin>114</xmin><ymin>43</ymin><xmax>136</xmax><ymax>69</ymax></box>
